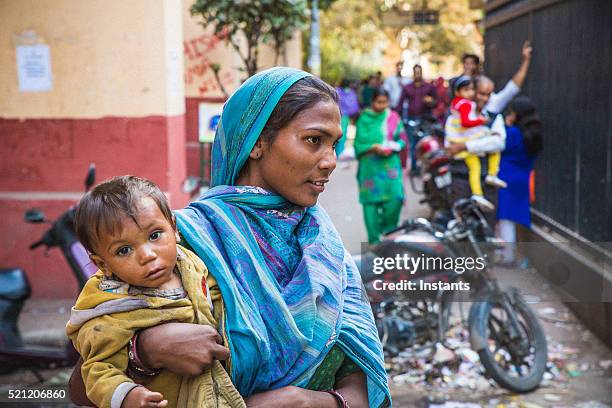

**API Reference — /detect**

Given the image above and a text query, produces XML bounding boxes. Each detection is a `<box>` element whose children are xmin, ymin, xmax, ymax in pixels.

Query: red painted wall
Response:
<box><xmin>0</xmin><ymin>114</ymin><xmax>188</xmax><ymax>298</ymax></box>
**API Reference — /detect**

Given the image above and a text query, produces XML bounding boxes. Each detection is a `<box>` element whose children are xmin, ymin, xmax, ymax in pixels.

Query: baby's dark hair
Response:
<box><xmin>75</xmin><ymin>175</ymin><xmax>174</xmax><ymax>254</ymax></box>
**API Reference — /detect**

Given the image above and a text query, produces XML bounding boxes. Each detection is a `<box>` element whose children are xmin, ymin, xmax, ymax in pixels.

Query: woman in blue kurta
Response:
<box><xmin>69</xmin><ymin>69</ymin><xmax>390</xmax><ymax>408</ymax></box>
<box><xmin>497</xmin><ymin>96</ymin><xmax>543</xmax><ymax>262</ymax></box>
<box><xmin>161</xmin><ymin>68</ymin><xmax>390</xmax><ymax>407</ymax></box>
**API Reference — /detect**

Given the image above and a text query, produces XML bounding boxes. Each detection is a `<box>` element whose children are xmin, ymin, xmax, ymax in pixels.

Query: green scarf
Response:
<box><xmin>354</xmin><ymin>108</ymin><xmax>389</xmax><ymax>157</ymax></box>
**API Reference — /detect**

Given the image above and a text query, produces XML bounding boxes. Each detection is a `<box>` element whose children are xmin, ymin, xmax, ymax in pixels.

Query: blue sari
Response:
<box><xmin>176</xmin><ymin>67</ymin><xmax>390</xmax><ymax>407</ymax></box>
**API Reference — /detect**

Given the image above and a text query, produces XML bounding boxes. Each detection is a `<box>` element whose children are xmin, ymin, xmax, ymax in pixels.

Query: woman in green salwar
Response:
<box><xmin>355</xmin><ymin>88</ymin><xmax>407</xmax><ymax>244</ymax></box>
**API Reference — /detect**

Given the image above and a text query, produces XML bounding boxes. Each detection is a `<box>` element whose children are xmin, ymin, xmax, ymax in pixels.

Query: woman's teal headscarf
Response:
<box><xmin>176</xmin><ymin>67</ymin><xmax>391</xmax><ymax>407</ymax></box>
<box><xmin>211</xmin><ymin>67</ymin><xmax>311</xmax><ymax>187</ymax></box>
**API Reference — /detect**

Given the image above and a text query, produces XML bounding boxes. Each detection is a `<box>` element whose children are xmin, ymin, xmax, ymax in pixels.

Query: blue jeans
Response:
<box><xmin>404</xmin><ymin>116</ymin><xmax>421</xmax><ymax>172</ymax></box>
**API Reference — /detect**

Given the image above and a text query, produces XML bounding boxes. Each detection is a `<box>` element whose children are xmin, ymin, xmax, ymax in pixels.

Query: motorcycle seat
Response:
<box><xmin>0</xmin><ymin>268</ymin><xmax>31</xmax><ymax>301</ymax></box>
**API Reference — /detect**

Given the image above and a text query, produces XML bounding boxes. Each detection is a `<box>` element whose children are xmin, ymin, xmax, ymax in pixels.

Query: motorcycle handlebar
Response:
<box><xmin>30</xmin><ymin>240</ymin><xmax>44</xmax><ymax>250</ymax></box>
<box><xmin>384</xmin><ymin>220</ymin><xmax>416</xmax><ymax>235</ymax></box>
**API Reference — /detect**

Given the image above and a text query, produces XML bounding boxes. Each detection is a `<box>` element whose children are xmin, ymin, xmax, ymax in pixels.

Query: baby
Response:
<box><xmin>66</xmin><ymin>176</ymin><xmax>244</xmax><ymax>408</ymax></box>
<box><xmin>445</xmin><ymin>76</ymin><xmax>507</xmax><ymax>210</ymax></box>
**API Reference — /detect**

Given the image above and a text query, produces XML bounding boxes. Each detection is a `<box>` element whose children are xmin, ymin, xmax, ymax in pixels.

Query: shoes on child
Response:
<box><xmin>471</xmin><ymin>194</ymin><xmax>495</xmax><ymax>211</ymax></box>
<box><xmin>485</xmin><ymin>175</ymin><xmax>507</xmax><ymax>188</ymax></box>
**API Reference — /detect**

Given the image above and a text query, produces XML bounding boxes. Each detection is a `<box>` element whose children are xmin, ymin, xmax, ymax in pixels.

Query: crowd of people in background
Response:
<box><xmin>337</xmin><ymin>41</ymin><xmax>542</xmax><ymax>262</ymax></box>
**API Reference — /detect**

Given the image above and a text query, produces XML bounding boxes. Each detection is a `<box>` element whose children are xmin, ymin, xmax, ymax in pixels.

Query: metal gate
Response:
<box><xmin>484</xmin><ymin>0</ymin><xmax>612</xmax><ymax>246</ymax></box>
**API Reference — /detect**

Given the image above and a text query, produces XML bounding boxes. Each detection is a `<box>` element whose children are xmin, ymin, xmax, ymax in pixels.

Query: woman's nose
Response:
<box><xmin>319</xmin><ymin>147</ymin><xmax>337</xmax><ymax>172</ymax></box>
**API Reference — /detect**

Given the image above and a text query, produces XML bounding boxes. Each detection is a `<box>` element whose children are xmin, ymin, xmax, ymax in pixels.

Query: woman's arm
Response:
<box><xmin>68</xmin><ymin>322</ymin><xmax>229</xmax><ymax>406</ymax></box>
<box><xmin>245</xmin><ymin>386</ymin><xmax>336</xmax><ymax>408</ymax></box>
<box><xmin>244</xmin><ymin>371</ymin><xmax>368</xmax><ymax>408</ymax></box>
<box><xmin>69</xmin><ymin>357</ymin><xmax>92</xmax><ymax>406</ymax></box>
<box><xmin>392</xmin><ymin>121</ymin><xmax>407</xmax><ymax>150</ymax></box>
<box><xmin>334</xmin><ymin>371</ymin><xmax>369</xmax><ymax>408</ymax></box>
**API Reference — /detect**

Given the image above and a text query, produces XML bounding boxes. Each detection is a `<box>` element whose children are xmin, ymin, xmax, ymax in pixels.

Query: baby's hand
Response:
<box><xmin>122</xmin><ymin>386</ymin><xmax>168</xmax><ymax>408</ymax></box>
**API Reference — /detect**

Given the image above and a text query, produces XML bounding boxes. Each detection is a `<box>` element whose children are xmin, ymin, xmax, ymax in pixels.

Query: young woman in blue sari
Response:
<box><xmin>70</xmin><ymin>68</ymin><xmax>390</xmax><ymax>408</ymax></box>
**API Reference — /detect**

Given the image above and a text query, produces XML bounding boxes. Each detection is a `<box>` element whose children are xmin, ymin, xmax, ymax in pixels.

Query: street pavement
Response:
<box><xmin>0</xmin><ymin>159</ymin><xmax>610</xmax><ymax>407</ymax></box>
<box><xmin>322</xmin><ymin>160</ymin><xmax>612</xmax><ymax>407</ymax></box>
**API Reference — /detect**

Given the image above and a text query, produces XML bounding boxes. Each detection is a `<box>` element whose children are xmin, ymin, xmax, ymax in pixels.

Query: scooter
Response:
<box><xmin>0</xmin><ymin>164</ymin><xmax>98</xmax><ymax>377</ymax></box>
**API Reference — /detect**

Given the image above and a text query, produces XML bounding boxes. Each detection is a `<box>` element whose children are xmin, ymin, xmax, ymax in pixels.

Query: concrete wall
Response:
<box><xmin>0</xmin><ymin>0</ymin><xmax>187</xmax><ymax>297</ymax></box>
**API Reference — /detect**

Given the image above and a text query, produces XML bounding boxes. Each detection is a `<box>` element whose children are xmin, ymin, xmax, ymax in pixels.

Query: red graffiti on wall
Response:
<box><xmin>183</xmin><ymin>31</ymin><xmax>233</xmax><ymax>96</ymax></box>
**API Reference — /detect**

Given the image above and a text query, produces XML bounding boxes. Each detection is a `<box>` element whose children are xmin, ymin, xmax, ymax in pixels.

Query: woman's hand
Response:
<box><xmin>245</xmin><ymin>386</ymin><xmax>338</xmax><ymax>408</ymax></box>
<box><xmin>423</xmin><ymin>95</ymin><xmax>435</xmax><ymax>106</ymax></box>
<box><xmin>139</xmin><ymin>323</ymin><xmax>229</xmax><ymax>376</ymax></box>
<box><xmin>372</xmin><ymin>144</ymin><xmax>392</xmax><ymax>157</ymax></box>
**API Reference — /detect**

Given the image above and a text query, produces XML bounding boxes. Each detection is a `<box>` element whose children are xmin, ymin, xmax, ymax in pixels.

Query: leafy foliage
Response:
<box><xmin>191</xmin><ymin>0</ymin><xmax>308</xmax><ymax>75</ymax></box>
<box><xmin>383</xmin><ymin>0</ymin><xmax>483</xmax><ymax>68</ymax></box>
<box><xmin>311</xmin><ymin>0</ymin><xmax>389</xmax><ymax>84</ymax></box>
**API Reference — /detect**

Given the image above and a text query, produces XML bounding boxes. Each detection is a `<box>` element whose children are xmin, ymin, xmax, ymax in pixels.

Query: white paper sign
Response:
<box><xmin>198</xmin><ymin>102</ymin><xmax>223</xmax><ymax>143</ymax></box>
<box><xmin>16</xmin><ymin>45</ymin><xmax>53</xmax><ymax>92</ymax></box>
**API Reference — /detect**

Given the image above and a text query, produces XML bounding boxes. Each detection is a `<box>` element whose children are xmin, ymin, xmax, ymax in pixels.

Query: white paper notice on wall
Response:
<box><xmin>16</xmin><ymin>45</ymin><xmax>53</xmax><ymax>92</ymax></box>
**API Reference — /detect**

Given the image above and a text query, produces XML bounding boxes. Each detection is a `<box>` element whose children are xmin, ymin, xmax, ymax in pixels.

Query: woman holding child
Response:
<box><xmin>70</xmin><ymin>68</ymin><xmax>390</xmax><ymax>408</ymax></box>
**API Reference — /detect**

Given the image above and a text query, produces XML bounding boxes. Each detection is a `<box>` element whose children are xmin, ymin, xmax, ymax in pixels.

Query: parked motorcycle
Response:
<box><xmin>406</xmin><ymin>116</ymin><xmax>453</xmax><ymax>224</ymax></box>
<box><xmin>356</xmin><ymin>198</ymin><xmax>548</xmax><ymax>393</ymax></box>
<box><xmin>0</xmin><ymin>164</ymin><xmax>98</xmax><ymax>376</ymax></box>
<box><xmin>412</xmin><ymin>134</ymin><xmax>453</xmax><ymax>218</ymax></box>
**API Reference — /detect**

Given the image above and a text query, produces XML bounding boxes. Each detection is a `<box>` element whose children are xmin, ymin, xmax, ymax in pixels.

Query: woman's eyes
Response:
<box><xmin>306</xmin><ymin>136</ymin><xmax>321</xmax><ymax>145</ymax></box>
<box><xmin>150</xmin><ymin>231</ymin><xmax>162</xmax><ymax>241</ymax></box>
<box><xmin>116</xmin><ymin>246</ymin><xmax>132</xmax><ymax>256</ymax></box>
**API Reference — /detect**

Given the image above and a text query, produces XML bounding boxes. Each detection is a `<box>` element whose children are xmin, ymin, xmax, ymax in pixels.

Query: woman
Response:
<box><xmin>497</xmin><ymin>96</ymin><xmax>543</xmax><ymax>263</ymax></box>
<box><xmin>335</xmin><ymin>78</ymin><xmax>360</xmax><ymax>157</ymax></box>
<box><xmin>70</xmin><ymin>68</ymin><xmax>390</xmax><ymax>408</ymax></box>
<box><xmin>354</xmin><ymin>88</ymin><xmax>406</xmax><ymax>244</ymax></box>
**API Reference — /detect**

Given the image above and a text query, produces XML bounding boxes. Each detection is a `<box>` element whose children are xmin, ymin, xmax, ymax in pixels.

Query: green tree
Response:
<box><xmin>381</xmin><ymin>0</ymin><xmax>483</xmax><ymax>70</ymax></box>
<box><xmin>191</xmin><ymin>0</ymin><xmax>308</xmax><ymax>76</ymax></box>
<box><xmin>311</xmin><ymin>0</ymin><xmax>390</xmax><ymax>84</ymax></box>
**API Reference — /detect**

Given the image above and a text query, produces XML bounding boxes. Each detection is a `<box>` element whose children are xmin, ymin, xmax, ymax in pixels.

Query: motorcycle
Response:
<box><xmin>405</xmin><ymin>116</ymin><xmax>453</xmax><ymax>225</ymax></box>
<box><xmin>356</xmin><ymin>198</ymin><xmax>548</xmax><ymax>393</ymax></box>
<box><xmin>0</xmin><ymin>164</ymin><xmax>98</xmax><ymax>376</ymax></box>
<box><xmin>411</xmin><ymin>134</ymin><xmax>453</xmax><ymax>220</ymax></box>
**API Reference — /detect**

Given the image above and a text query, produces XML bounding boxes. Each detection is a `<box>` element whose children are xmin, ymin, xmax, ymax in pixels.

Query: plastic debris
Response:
<box><xmin>518</xmin><ymin>403</ymin><xmax>544</xmax><ymax>408</ymax></box>
<box><xmin>575</xmin><ymin>402</ymin><xmax>611</xmax><ymax>408</ymax></box>
<box><xmin>433</xmin><ymin>344</ymin><xmax>456</xmax><ymax>364</ymax></box>
<box><xmin>387</xmin><ymin>318</ymin><xmax>607</xmax><ymax>405</ymax></box>
<box><xmin>457</xmin><ymin>348</ymin><xmax>480</xmax><ymax>364</ymax></box>
<box><xmin>598</xmin><ymin>360</ymin><xmax>612</xmax><ymax>370</ymax></box>
<box><xmin>543</xmin><ymin>394</ymin><xmax>562</xmax><ymax>402</ymax></box>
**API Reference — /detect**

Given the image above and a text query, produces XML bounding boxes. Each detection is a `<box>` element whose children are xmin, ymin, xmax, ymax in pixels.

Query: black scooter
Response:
<box><xmin>0</xmin><ymin>164</ymin><xmax>98</xmax><ymax>377</ymax></box>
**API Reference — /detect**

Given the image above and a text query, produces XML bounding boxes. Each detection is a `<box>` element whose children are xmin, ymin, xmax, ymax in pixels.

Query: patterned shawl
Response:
<box><xmin>175</xmin><ymin>67</ymin><xmax>390</xmax><ymax>407</ymax></box>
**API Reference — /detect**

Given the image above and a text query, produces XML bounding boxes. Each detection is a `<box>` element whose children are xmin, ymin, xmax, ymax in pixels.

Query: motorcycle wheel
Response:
<box><xmin>469</xmin><ymin>290</ymin><xmax>547</xmax><ymax>393</ymax></box>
